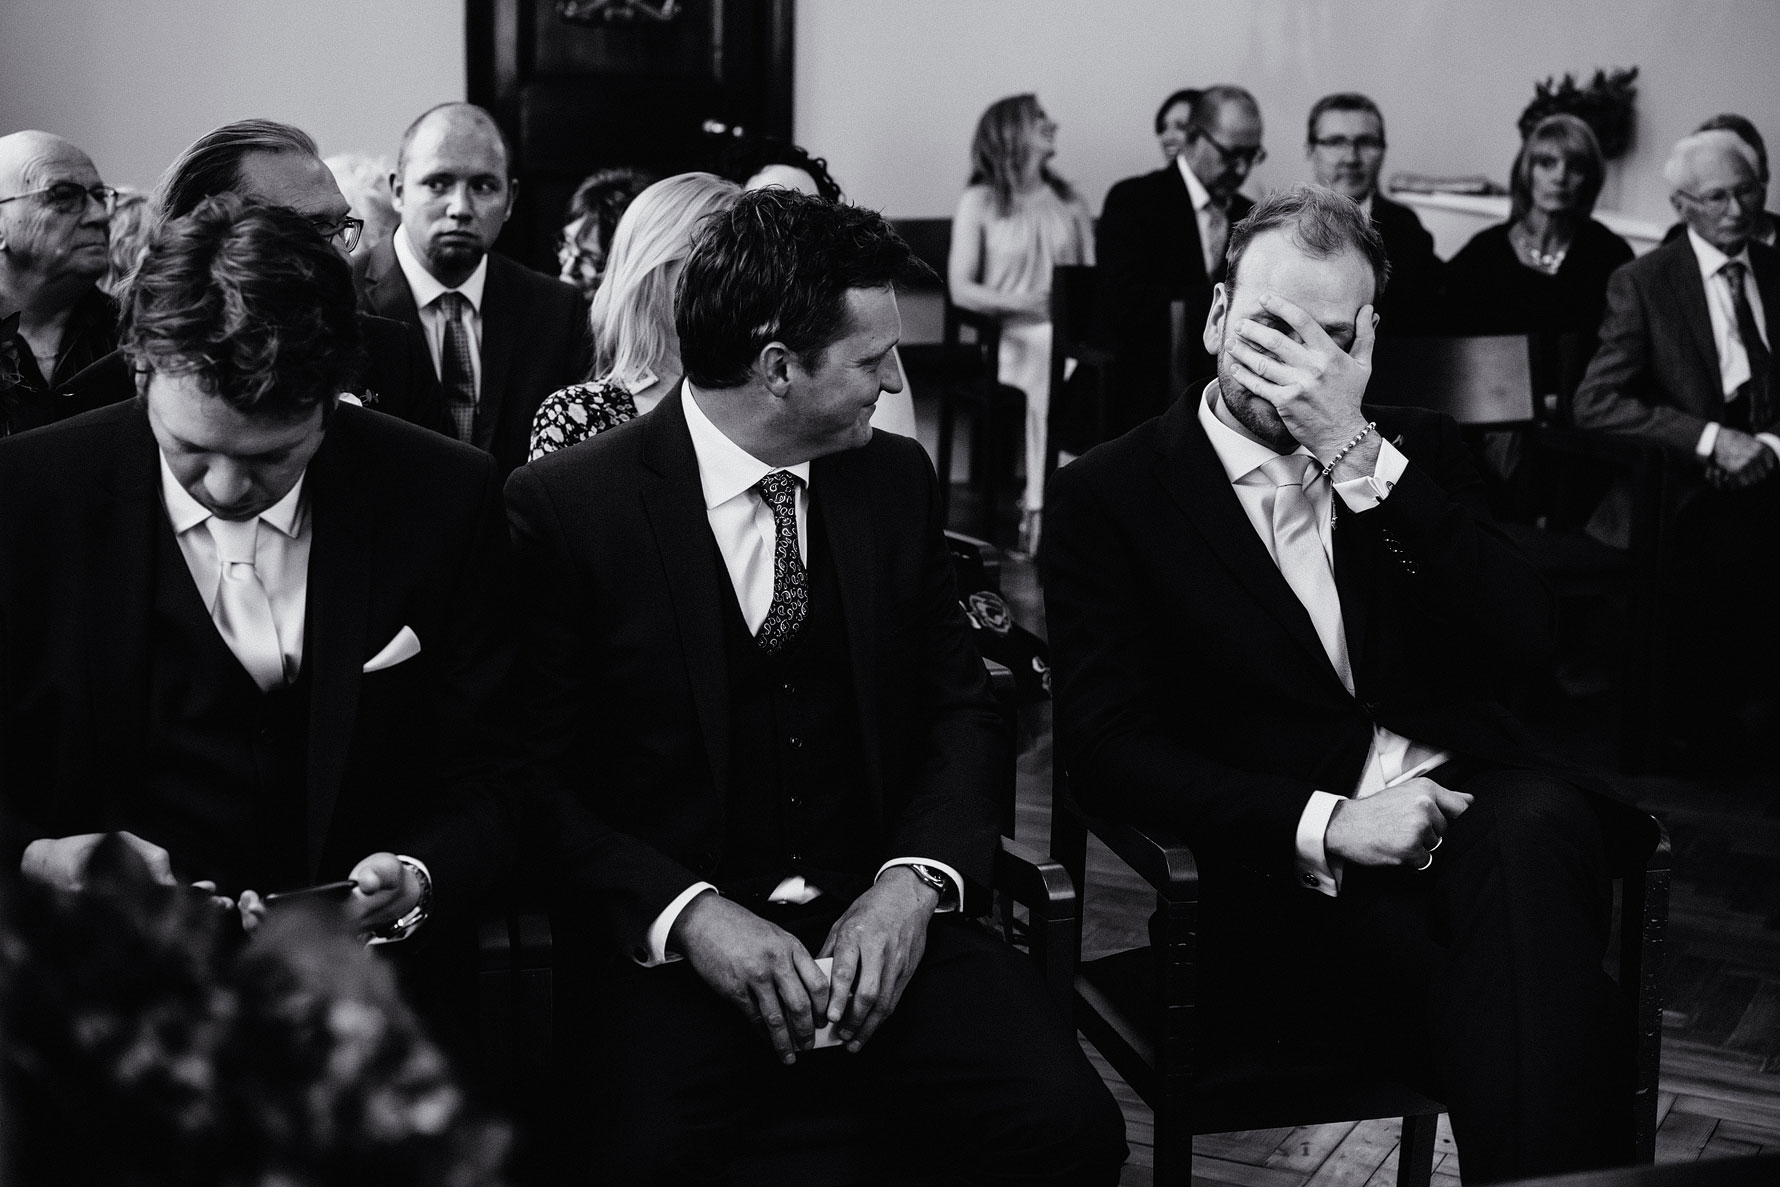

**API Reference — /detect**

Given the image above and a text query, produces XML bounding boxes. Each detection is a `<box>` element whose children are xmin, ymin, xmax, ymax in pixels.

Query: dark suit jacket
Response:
<box><xmin>359</xmin><ymin>239</ymin><xmax>591</xmax><ymax>479</ymax></box>
<box><xmin>0</xmin><ymin>401</ymin><xmax>515</xmax><ymax>925</ymax></box>
<box><xmin>504</xmin><ymin>390</ymin><xmax>1006</xmax><ymax>951</ymax></box>
<box><xmin>1573</xmin><ymin>233</ymin><xmax>1780</xmax><ymax>460</ymax></box>
<box><xmin>56</xmin><ymin>313</ymin><xmax>447</xmax><ymax>435</ymax></box>
<box><xmin>1096</xmin><ymin>164</ymin><xmax>1254</xmax><ymax>433</ymax></box>
<box><xmin>1370</xmin><ymin>193</ymin><xmax>1443</xmax><ymax>334</ymax></box>
<box><xmin>1041</xmin><ymin>393</ymin><xmax>1560</xmax><ymax>879</ymax></box>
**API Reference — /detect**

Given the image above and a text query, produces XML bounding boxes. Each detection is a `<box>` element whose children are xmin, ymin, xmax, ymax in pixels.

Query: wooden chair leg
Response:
<box><xmin>1397</xmin><ymin>1113</ymin><xmax>1438</xmax><ymax>1187</ymax></box>
<box><xmin>978</xmin><ymin>398</ymin><xmax>999</xmax><ymax>540</ymax></box>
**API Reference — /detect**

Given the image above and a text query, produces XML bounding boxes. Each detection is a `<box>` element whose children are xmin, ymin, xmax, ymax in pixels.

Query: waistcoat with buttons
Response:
<box><xmin>131</xmin><ymin>515</ymin><xmax>311</xmax><ymax>896</ymax></box>
<box><xmin>713</xmin><ymin>496</ymin><xmax>873</xmax><ymax>905</ymax></box>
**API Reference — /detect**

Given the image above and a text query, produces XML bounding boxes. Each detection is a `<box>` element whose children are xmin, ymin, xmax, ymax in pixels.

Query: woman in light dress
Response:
<box><xmin>948</xmin><ymin>93</ymin><xmax>1095</xmax><ymax>552</ymax></box>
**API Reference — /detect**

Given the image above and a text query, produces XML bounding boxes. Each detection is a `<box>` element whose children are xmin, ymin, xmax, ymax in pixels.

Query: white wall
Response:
<box><xmin>0</xmin><ymin>0</ymin><xmax>466</xmax><ymax>192</ymax></box>
<box><xmin>795</xmin><ymin>0</ymin><xmax>1780</xmax><ymax>228</ymax></box>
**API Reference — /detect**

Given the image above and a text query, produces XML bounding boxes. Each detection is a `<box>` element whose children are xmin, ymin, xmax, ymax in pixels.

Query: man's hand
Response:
<box><xmin>20</xmin><ymin>831</ymin><xmax>176</xmax><ymax>892</ymax></box>
<box><xmin>1708</xmin><ymin>428</ymin><xmax>1777</xmax><ymax>489</ymax></box>
<box><xmin>671</xmin><ymin>891</ymin><xmax>830</xmax><ymax>1065</ymax></box>
<box><xmin>1324</xmin><ymin>779</ymin><xmax>1473</xmax><ymax>868</ymax></box>
<box><xmin>817</xmin><ymin>867</ymin><xmax>939</xmax><ymax>1053</ymax></box>
<box><xmin>1226</xmin><ymin>294</ymin><xmax>1381</xmax><ymax>470</ymax></box>
<box><xmin>345</xmin><ymin>852</ymin><xmax>421</xmax><ymax>931</ymax></box>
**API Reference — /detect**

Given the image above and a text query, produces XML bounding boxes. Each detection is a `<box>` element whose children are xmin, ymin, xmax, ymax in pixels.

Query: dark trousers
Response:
<box><xmin>577</xmin><ymin>909</ymin><xmax>1126</xmax><ymax>1185</ymax></box>
<box><xmin>1201</xmin><ymin>769</ymin><xmax>1633</xmax><ymax>1186</ymax></box>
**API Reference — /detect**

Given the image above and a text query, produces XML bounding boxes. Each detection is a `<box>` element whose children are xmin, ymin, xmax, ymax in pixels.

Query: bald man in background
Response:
<box><xmin>359</xmin><ymin>102</ymin><xmax>590</xmax><ymax>478</ymax></box>
<box><xmin>1574</xmin><ymin>129</ymin><xmax>1780</xmax><ymax>766</ymax></box>
<box><xmin>0</xmin><ymin>130</ymin><xmax>119</xmax><ymax>436</ymax></box>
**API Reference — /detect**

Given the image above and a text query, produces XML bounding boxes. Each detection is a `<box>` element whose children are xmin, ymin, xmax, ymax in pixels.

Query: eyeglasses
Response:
<box><xmin>1192</xmin><ymin>127</ymin><xmax>1266</xmax><ymax>169</ymax></box>
<box><xmin>1677</xmin><ymin>182</ymin><xmax>1764</xmax><ymax>215</ymax></box>
<box><xmin>311</xmin><ymin>215</ymin><xmax>365</xmax><ymax>252</ymax></box>
<box><xmin>0</xmin><ymin>181</ymin><xmax>119</xmax><ymax>214</ymax></box>
<box><xmin>1311</xmin><ymin>135</ymin><xmax>1386</xmax><ymax>154</ymax></box>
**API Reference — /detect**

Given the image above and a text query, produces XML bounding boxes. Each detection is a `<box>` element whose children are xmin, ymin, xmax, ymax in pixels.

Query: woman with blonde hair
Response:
<box><xmin>529</xmin><ymin>171</ymin><xmax>740</xmax><ymax>459</ymax></box>
<box><xmin>949</xmin><ymin>93</ymin><xmax>1094</xmax><ymax>552</ymax></box>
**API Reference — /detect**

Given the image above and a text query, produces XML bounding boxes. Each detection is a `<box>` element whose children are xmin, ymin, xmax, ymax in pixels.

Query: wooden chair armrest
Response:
<box><xmin>994</xmin><ymin>835</ymin><xmax>1076</xmax><ymax>918</ymax></box>
<box><xmin>1069</xmin><ymin>801</ymin><xmax>1200</xmax><ymax>898</ymax></box>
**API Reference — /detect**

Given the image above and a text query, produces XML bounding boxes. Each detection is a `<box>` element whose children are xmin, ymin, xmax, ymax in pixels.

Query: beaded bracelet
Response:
<box><xmin>1319</xmin><ymin>421</ymin><xmax>1377</xmax><ymax>481</ymax></box>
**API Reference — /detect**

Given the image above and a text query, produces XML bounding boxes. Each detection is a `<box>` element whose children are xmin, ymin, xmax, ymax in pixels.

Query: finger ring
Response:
<box><xmin>1416</xmin><ymin>852</ymin><xmax>1434</xmax><ymax>872</ymax></box>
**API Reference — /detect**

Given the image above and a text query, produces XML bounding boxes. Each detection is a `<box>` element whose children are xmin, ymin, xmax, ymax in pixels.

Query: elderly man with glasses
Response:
<box><xmin>0</xmin><ymin>130</ymin><xmax>121</xmax><ymax>436</ymax></box>
<box><xmin>1097</xmin><ymin>85</ymin><xmax>1264</xmax><ymax>438</ymax></box>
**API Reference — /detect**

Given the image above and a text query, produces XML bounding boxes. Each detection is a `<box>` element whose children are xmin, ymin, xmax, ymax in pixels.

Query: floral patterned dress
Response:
<box><xmin>528</xmin><ymin>378</ymin><xmax>640</xmax><ymax>461</ymax></box>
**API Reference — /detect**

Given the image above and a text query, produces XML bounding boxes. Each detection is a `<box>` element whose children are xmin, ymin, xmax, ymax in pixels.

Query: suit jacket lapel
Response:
<box><xmin>1752</xmin><ymin>244</ymin><xmax>1780</xmax><ymax>349</ymax></box>
<box><xmin>367</xmin><ymin>240</ymin><xmax>425</xmax><ymax>337</ymax></box>
<box><xmin>639</xmin><ymin>392</ymin><xmax>731</xmax><ymax>801</ymax></box>
<box><xmin>1159</xmin><ymin>164</ymin><xmax>1205</xmax><ymax>284</ymax></box>
<box><xmin>475</xmin><ymin>256</ymin><xmax>518</xmax><ymax>452</ymax></box>
<box><xmin>1668</xmin><ymin>238</ymin><xmax>1722</xmax><ymax>388</ymax></box>
<box><xmin>1155</xmin><ymin>396</ymin><xmax>1351</xmax><ymax>693</ymax></box>
<box><xmin>810</xmin><ymin>449</ymin><xmax>885</xmax><ymax>806</ymax></box>
<box><xmin>301</xmin><ymin>425</ymin><xmax>372</xmax><ymax>877</ymax></box>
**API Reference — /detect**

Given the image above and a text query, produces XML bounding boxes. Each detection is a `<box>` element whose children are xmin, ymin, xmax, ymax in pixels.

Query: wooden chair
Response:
<box><xmin>1050</xmin><ymin>760</ymin><xmax>1672</xmax><ymax>1185</ymax></box>
<box><xmin>1046</xmin><ymin>264</ymin><xmax>1114</xmax><ymax>479</ymax></box>
<box><xmin>928</xmin><ymin>299</ymin><xmax>1027</xmax><ymax>541</ymax></box>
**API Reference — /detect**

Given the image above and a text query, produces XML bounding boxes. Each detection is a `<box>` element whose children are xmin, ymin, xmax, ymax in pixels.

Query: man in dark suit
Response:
<box><xmin>1660</xmin><ymin>114</ymin><xmax>1777</xmax><ymax>249</ymax></box>
<box><xmin>360</xmin><ymin>102</ymin><xmax>589</xmax><ymax>479</ymax></box>
<box><xmin>1306</xmin><ymin>92</ymin><xmax>1443</xmax><ymax>333</ymax></box>
<box><xmin>1574</xmin><ymin>129</ymin><xmax>1780</xmax><ymax>758</ymax></box>
<box><xmin>1097</xmin><ymin>84</ymin><xmax>1262</xmax><ymax>436</ymax></box>
<box><xmin>0</xmin><ymin>197</ymin><xmax>515</xmax><ymax>1041</ymax></box>
<box><xmin>507</xmin><ymin>189</ymin><xmax>1124</xmax><ymax>1184</ymax></box>
<box><xmin>1045</xmin><ymin>186</ymin><xmax>1638</xmax><ymax>1184</ymax></box>
<box><xmin>57</xmin><ymin>119</ymin><xmax>445</xmax><ymax>433</ymax></box>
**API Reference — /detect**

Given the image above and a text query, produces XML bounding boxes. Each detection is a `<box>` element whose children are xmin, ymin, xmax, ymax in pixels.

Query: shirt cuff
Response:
<box><xmin>1758</xmin><ymin>432</ymin><xmax>1780</xmax><ymax>462</ymax></box>
<box><xmin>1333</xmin><ymin>438</ymin><xmax>1409</xmax><ymax>512</ymax></box>
<box><xmin>1294</xmin><ymin>792</ymin><xmax>1344</xmax><ymax>898</ymax></box>
<box><xmin>1697</xmin><ymin>421</ymin><xmax>1722</xmax><ymax>459</ymax></box>
<box><xmin>876</xmin><ymin>858</ymin><xmax>963</xmax><ymax>914</ymax></box>
<box><xmin>365</xmin><ymin>854</ymin><xmax>432</xmax><ymax>946</ymax></box>
<box><xmin>636</xmin><ymin>881</ymin><xmax>718</xmax><ymax>967</ymax></box>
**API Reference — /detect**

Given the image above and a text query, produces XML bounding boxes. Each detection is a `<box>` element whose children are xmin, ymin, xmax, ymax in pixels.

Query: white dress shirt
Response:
<box><xmin>393</xmin><ymin>226</ymin><xmax>488</xmax><ymax>398</ymax></box>
<box><xmin>1176</xmin><ymin>154</ymin><xmax>1227</xmax><ymax>279</ymax></box>
<box><xmin>1687</xmin><ymin>228</ymin><xmax>1778</xmax><ymax>462</ymax></box>
<box><xmin>636</xmin><ymin>383</ymin><xmax>962</xmax><ymax>966</ymax></box>
<box><xmin>159</xmin><ymin>451</ymin><xmax>311</xmax><ymax>684</ymax></box>
<box><xmin>1196</xmin><ymin>384</ymin><xmax>1451</xmax><ymax>896</ymax></box>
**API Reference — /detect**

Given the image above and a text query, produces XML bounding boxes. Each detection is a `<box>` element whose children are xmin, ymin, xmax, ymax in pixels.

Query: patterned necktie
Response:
<box><xmin>208</xmin><ymin>516</ymin><xmax>286</xmax><ymax>692</ymax></box>
<box><xmin>1722</xmin><ymin>261</ymin><xmax>1774</xmax><ymax>431</ymax></box>
<box><xmin>1203</xmin><ymin>202</ymin><xmax>1230</xmax><ymax>280</ymax></box>
<box><xmin>754</xmin><ymin>471</ymin><xmax>808</xmax><ymax>655</ymax></box>
<box><xmin>435</xmin><ymin>290</ymin><xmax>477</xmax><ymax>442</ymax></box>
<box><xmin>1260</xmin><ymin>454</ymin><xmax>1353</xmax><ymax>692</ymax></box>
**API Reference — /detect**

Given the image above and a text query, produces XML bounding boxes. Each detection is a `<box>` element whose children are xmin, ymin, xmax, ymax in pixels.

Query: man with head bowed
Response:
<box><xmin>1045</xmin><ymin>184</ymin><xmax>1643</xmax><ymax>1183</ymax></box>
<box><xmin>506</xmin><ymin>187</ymin><xmax>1124</xmax><ymax>1184</ymax></box>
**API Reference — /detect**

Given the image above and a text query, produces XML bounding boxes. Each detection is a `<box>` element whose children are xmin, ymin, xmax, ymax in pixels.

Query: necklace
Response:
<box><xmin>1512</xmin><ymin>224</ymin><xmax>1568</xmax><ymax>274</ymax></box>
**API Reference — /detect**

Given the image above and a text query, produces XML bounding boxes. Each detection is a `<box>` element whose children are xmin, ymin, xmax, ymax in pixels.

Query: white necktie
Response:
<box><xmin>209</xmin><ymin>516</ymin><xmax>286</xmax><ymax>692</ymax></box>
<box><xmin>1260</xmin><ymin>454</ymin><xmax>1353</xmax><ymax>693</ymax></box>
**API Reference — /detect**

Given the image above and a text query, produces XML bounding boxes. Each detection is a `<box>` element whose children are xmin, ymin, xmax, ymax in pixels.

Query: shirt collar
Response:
<box><xmin>1687</xmin><ymin>226</ymin><xmax>1752</xmax><ymax>282</ymax></box>
<box><xmin>157</xmin><ymin>448</ymin><xmax>310</xmax><ymax>539</ymax></box>
<box><xmin>394</xmin><ymin>224</ymin><xmax>489</xmax><ymax>314</ymax></box>
<box><xmin>1195</xmin><ymin>380</ymin><xmax>1314</xmax><ymax>484</ymax></box>
<box><xmin>1176</xmin><ymin>153</ymin><xmax>1218</xmax><ymax>214</ymax></box>
<box><xmin>681</xmin><ymin>380</ymin><xmax>811</xmax><ymax>509</ymax></box>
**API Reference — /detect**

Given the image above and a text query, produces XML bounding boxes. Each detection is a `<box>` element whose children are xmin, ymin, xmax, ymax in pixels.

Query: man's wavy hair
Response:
<box><xmin>1226</xmin><ymin>184</ymin><xmax>1391</xmax><ymax>302</ymax></box>
<box><xmin>121</xmin><ymin>193</ymin><xmax>361</xmax><ymax>421</ymax></box>
<box><xmin>152</xmin><ymin>118</ymin><xmax>318</xmax><ymax>222</ymax></box>
<box><xmin>676</xmin><ymin>188</ymin><xmax>932</xmax><ymax>389</ymax></box>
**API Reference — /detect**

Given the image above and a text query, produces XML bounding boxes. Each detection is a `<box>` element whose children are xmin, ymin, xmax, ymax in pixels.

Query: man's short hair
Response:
<box><xmin>1306</xmin><ymin>92</ymin><xmax>1386</xmax><ymax>145</ymax></box>
<box><xmin>1509</xmin><ymin>114</ymin><xmax>1607</xmax><ymax>223</ymax></box>
<box><xmin>1225</xmin><ymin>184</ymin><xmax>1390</xmax><ymax>302</ymax></box>
<box><xmin>676</xmin><ymin>188</ymin><xmax>932</xmax><ymax>389</ymax></box>
<box><xmin>1153</xmin><ymin>88</ymin><xmax>1202</xmax><ymax>135</ymax></box>
<box><xmin>122</xmin><ymin>194</ymin><xmax>361</xmax><ymax>420</ymax></box>
<box><xmin>1696</xmin><ymin>113</ymin><xmax>1768</xmax><ymax>180</ymax></box>
<box><xmin>1663</xmin><ymin>128</ymin><xmax>1761</xmax><ymax>194</ymax></box>
<box><xmin>395</xmin><ymin>102</ymin><xmax>516</xmax><ymax>180</ymax></box>
<box><xmin>1189</xmin><ymin>85</ymin><xmax>1260</xmax><ymax>134</ymax></box>
<box><xmin>152</xmin><ymin>119</ymin><xmax>318</xmax><ymax>221</ymax></box>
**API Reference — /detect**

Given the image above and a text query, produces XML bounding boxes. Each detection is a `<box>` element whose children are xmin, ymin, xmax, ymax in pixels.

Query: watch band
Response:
<box><xmin>367</xmin><ymin>854</ymin><xmax>432</xmax><ymax>946</ymax></box>
<box><xmin>905</xmin><ymin>862</ymin><xmax>949</xmax><ymax>898</ymax></box>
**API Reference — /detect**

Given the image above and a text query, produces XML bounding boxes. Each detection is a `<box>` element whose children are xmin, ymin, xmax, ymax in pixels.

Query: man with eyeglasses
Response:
<box><xmin>1098</xmin><ymin>85</ymin><xmax>1264</xmax><ymax>437</ymax></box>
<box><xmin>58</xmin><ymin>119</ymin><xmax>446</xmax><ymax>440</ymax></box>
<box><xmin>1574</xmin><ymin>129</ymin><xmax>1780</xmax><ymax>768</ymax></box>
<box><xmin>0</xmin><ymin>130</ymin><xmax>122</xmax><ymax>437</ymax></box>
<box><xmin>1662</xmin><ymin>114</ymin><xmax>1778</xmax><ymax>250</ymax></box>
<box><xmin>1306</xmin><ymin>93</ymin><xmax>1443</xmax><ymax>334</ymax></box>
<box><xmin>359</xmin><ymin>103</ymin><xmax>590</xmax><ymax>480</ymax></box>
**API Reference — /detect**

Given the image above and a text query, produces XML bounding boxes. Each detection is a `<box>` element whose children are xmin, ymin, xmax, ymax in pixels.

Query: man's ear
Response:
<box><xmin>501</xmin><ymin>178</ymin><xmax>519</xmax><ymax>224</ymax></box>
<box><xmin>758</xmin><ymin>341</ymin><xmax>795</xmax><ymax>397</ymax></box>
<box><xmin>1203</xmin><ymin>282</ymin><xmax>1229</xmax><ymax>355</ymax></box>
<box><xmin>388</xmin><ymin>173</ymin><xmax>405</xmax><ymax>214</ymax></box>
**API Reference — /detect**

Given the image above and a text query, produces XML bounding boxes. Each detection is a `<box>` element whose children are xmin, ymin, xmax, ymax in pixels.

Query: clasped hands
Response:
<box><xmin>19</xmin><ymin>831</ymin><xmax>422</xmax><ymax>934</ymax></box>
<box><xmin>1707</xmin><ymin>427</ymin><xmax>1777</xmax><ymax>489</ymax></box>
<box><xmin>1225</xmin><ymin>293</ymin><xmax>1382</xmax><ymax>476</ymax></box>
<box><xmin>670</xmin><ymin>866</ymin><xmax>940</xmax><ymax>1064</ymax></box>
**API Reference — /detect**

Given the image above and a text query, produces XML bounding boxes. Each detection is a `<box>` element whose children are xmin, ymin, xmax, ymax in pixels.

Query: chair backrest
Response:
<box><xmin>1366</xmin><ymin>334</ymin><xmax>1538</xmax><ymax>427</ymax></box>
<box><xmin>1050</xmin><ymin>263</ymin><xmax>1097</xmax><ymax>352</ymax></box>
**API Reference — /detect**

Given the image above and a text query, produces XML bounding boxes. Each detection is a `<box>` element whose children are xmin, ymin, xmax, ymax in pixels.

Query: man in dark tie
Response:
<box><xmin>1045</xmin><ymin>185</ymin><xmax>1641</xmax><ymax>1184</ymax></box>
<box><xmin>1574</xmin><ymin>129</ymin><xmax>1780</xmax><ymax>762</ymax></box>
<box><xmin>1306</xmin><ymin>92</ymin><xmax>1443</xmax><ymax>333</ymax></box>
<box><xmin>0</xmin><ymin>195</ymin><xmax>516</xmax><ymax>1043</ymax></box>
<box><xmin>360</xmin><ymin>102</ymin><xmax>590</xmax><ymax>478</ymax></box>
<box><xmin>506</xmin><ymin>188</ymin><xmax>1124</xmax><ymax>1184</ymax></box>
<box><xmin>1097</xmin><ymin>84</ymin><xmax>1263</xmax><ymax>436</ymax></box>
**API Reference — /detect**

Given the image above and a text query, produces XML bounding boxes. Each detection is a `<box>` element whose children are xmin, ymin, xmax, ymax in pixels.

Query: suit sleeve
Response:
<box><xmin>503</xmin><ymin>463</ymin><xmax>714</xmax><ymax>955</ymax></box>
<box><xmin>1572</xmin><ymin>264</ymin><xmax>1713</xmax><ymax>457</ymax></box>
